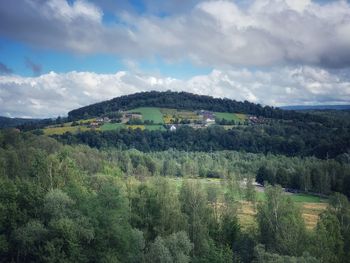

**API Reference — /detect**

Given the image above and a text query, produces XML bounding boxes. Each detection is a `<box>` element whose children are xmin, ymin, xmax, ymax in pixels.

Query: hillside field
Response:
<box><xmin>127</xmin><ymin>107</ymin><xmax>164</xmax><ymax>124</ymax></box>
<box><xmin>215</xmin><ymin>112</ymin><xmax>247</xmax><ymax>124</ymax></box>
<box><xmin>43</xmin><ymin>107</ymin><xmax>249</xmax><ymax>135</ymax></box>
<box><xmin>43</xmin><ymin>125</ymin><xmax>91</xmax><ymax>135</ymax></box>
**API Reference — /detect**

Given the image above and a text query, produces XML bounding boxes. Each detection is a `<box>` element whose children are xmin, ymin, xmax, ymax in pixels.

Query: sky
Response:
<box><xmin>0</xmin><ymin>0</ymin><xmax>350</xmax><ymax>118</ymax></box>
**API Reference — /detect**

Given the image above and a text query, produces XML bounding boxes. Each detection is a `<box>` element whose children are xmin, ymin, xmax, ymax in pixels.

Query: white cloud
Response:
<box><xmin>0</xmin><ymin>67</ymin><xmax>349</xmax><ymax>118</ymax></box>
<box><xmin>1</xmin><ymin>0</ymin><xmax>350</xmax><ymax>68</ymax></box>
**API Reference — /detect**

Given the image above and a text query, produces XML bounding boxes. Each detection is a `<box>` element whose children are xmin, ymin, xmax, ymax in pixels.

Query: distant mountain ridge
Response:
<box><xmin>0</xmin><ymin>116</ymin><xmax>42</xmax><ymax>128</ymax></box>
<box><xmin>280</xmin><ymin>105</ymin><xmax>350</xmax><ymax>111</ymax></box>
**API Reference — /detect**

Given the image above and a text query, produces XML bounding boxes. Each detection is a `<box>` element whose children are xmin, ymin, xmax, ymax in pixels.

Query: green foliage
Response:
<box><xmin>311</xmin><ymin>210</ymin><xmax>343</xmax><ymax>263</ymax></box>
<box><xmin>245</xmin><ymin>177</ymin><xmax>257</xmax><ymax>204</ymax></box>
<box><xmin>253</xmin><ymin>244</ymin><xmax>318</xmax><ymax>263</ymax></box>
<box><xmin>100</xmin><ymin>122</ymin><xmax>125</xmax><ymax>131</ymax></box>
<box><xmin>0</xmin><ymin>129</ymin><xmax>348</xmax><ymax>263</ymax></box>
<box><xmin>257</xmin><ymin>185</ymin><xmax>307</xmax><ymax>256</ymax></box>
<box><xmin>145</xmin><ymin>231</ymin><xmax>192</xmax><ymax>263</ymax></box>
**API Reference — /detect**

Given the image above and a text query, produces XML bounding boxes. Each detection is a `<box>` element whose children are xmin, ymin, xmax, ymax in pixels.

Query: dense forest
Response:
<box><xmin>1</xmin><ymin>129</ymin><xmax>350</xmax><ymax>262</ymax></box>
<box><xmin>0</xmin><ymin>116</ymin><xmax>43</xmax><ymax>129</ymax></box>
<box><xmin>56</xmin><ymin>117</ymin><xmax>350</xmax><ymax>159</ymax></box>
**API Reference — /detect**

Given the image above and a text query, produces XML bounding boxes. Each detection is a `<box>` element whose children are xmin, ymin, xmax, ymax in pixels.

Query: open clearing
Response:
<box><xmin>256</xmin><ymin>191</ymin><xmax>326</xmax><ymax>203</ymax></box>
<box><xmin>101</xmin><ymin>123</ymin><xmax>166</xmax><ymax>131</ymax></box>
<box><xmin>43</xmin><ymin>125</ymin><xmax>91</xmax><ymax>135</ymax></box>
<box><xmin>238</xmin><ymin>201</ymin><xmax>327</xmax><ymax>230</ymax></box>
<box><xmin>215</xmin><ymin>112</ymin><xmax>247</xmax><ymax>124</ymax></box>
<box><xmin>128</xmin><ymin>107</ymin><xmax>164</xmax><ymax>124</ymax></box>
<box><xmin>101</xmin><ymin>123</ymin><xmax>126</xmax><ymax>131</ymax></box>
<box><xmin>168</xmin><ymin>177</ymin><xmax>327</xmax><ymax>229</ymax></box>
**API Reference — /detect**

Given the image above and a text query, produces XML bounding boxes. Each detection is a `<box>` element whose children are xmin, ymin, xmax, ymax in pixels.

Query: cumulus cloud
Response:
<box><xmin>0</xmin><ymin>67</ymin><xmax>349</xmax><ymax>118</ymax></box>
<box><xmin>1</xmin><ymin>0</ymin><xmax>350</xmax><ymax>68</ymax></box>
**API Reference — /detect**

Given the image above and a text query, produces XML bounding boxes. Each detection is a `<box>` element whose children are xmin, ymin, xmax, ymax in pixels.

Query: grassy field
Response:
<box><xmin>255</xmin><ymin>191</ymin><xmax>326</xmax><ymax>203</ymax></box>
<box><xmin>215</xmin><ymin>112</ymin><xmax>247</xmax><ymax>124</ymax></box>
<box><xmin>128</xmin><ymin>107</ymin><xmax>164</xmax><ymax>124</ymax></box>
<box><xmin>101</xmin><ymin>123</ymin><xmax>165</xmax><ymax>131</ymax></box>
<box><xmin>160</xmin><ymin>108</ymin><xmax>201</xmax><ymax>124</ymax></box>
<box><xmin>128</xmin><ymin>125</ymin><xmax>145</xmax><ymax>130</ymax></box>
<box><xmin>237</xmin><ymin>201</ymin><xmax>327</xmax><ymax>230</ymax></box>
<box><xmin>100</xmin><ymin>123</ymin><xmax>126</xmax><ymax>131</ymax></box>
<box><xmin>43</xmin><ymin>125</ymin><xmax>91</xmax><ymax>135</ymax></box>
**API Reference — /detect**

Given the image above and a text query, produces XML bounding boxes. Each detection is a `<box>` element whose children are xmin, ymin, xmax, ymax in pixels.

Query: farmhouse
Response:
<box><xmin>89</xmin><ymin>122</ymin><xmax>99</xmax><ymax>128</ymax></box>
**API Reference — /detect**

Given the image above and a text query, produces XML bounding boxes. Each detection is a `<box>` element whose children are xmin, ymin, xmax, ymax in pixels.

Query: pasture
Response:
<box><xmin>128</xmin><ymin>107</ymin><xmax>164</xmax><ymax>124</ymax></box>
<box><xmin>101</xmin><ymin>123</ymin><xmax>125</xmax><ymax>131</ymax></box>
<box><xmin>215</xmin><ymin>112</ymin><xmax>247</xmax><ymax>124</ymax></box>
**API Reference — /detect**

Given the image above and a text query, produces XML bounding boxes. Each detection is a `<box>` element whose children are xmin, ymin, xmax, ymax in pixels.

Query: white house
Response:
<box><xmin>205</xmin><ymin>118</ymin><xmax>215</xmax><ymax>124</ymax></box>
<box><xmin>170</xmin><ymin>125</ymin><xmax>177</xmax><ymax>131</ymax></box>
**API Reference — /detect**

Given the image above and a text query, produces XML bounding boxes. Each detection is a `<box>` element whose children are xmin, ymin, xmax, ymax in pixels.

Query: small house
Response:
<box><xmin>90</xmin><ymin>122</ymin><xmax>99</xmax><ymax>128</ymax></box>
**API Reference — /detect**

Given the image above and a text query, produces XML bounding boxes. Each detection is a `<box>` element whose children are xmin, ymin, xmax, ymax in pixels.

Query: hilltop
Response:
<box><xmin>3</xmin><ymin>91</ymin><xmax>348</xmax><ymax>159</ymax></box>
<box><xmin>67</xmin><ymin>91</ymin><xmax>314</xmax><ymax>122</ymax></box>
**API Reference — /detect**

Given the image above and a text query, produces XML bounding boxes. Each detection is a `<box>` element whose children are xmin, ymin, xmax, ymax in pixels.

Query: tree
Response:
<box><xmin>311</xmin><ymin>210</ymin><xmax>344</xmax><ymax>263</ymax></box>
<box><xmin>13</xmin><ymin>220</ymin><xmax>48</xmax><ymax>262</ymax></box>
<box><xmin>328</xmin><ymin>193</ymin><xmax>350</xmax><ymax>263</ymax></box>
<box><xmin>146</xmin><ymin>236</ymin><xmax>173</xmax><ymax>263</ymax></box>
<box><xmin>245</xmin><ymin>177</ymin><xmax>257</xmax><ymax>206</ymax></box>
<box><xmin>179</xmin><ymin>180</ymin><xmax>211</xmax><ymax>259</ymax></box>
<box><xmin>145</xmin><ymin>232</ymin><xmax>192</xmax><ymax>263</ymax></box>
<box><xmin>256</xmin><ymin>166</ymin><xmax>275</xmax><ymax>186</ymax></box>
<box><xmin>257</xmin><ymin>185</ymin><xmax>306</xmax><ymax>256</ymax></box>
<box><xmin>253</xmin><ymin>244</ymin><xmax>318</xmax><ymax>263</ymax></box>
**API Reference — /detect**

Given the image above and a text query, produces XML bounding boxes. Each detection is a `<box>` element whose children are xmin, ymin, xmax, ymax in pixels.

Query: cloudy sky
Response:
<box><xmin>0</xmin><ymin>0</ymin><xmax>350</xmax><ymax>118</ymax></box>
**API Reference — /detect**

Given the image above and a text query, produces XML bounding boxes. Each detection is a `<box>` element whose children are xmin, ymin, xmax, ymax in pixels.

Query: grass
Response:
<box><xmin>160</xmin><ymin>108</ymin><xmax>201</xmax><ymax>124</ymax></box>
<box><xmin>215</xmin><ymin>112</ymin><xmax>246</xmax><ymax>124</ymax></box>
<box><xmin>43</xmin><ymin>126</ymin><xmax>90</xmax><ymax>135</ymax></box>
<box><xmin>100</xmin><ymin>123</ymin><xmax>126</xmax><ymax>131</ymax></box>
<box><xmin>288</xmin><ymin>193</ymin><xmax>325</xmax><ymax>203</ymax></box>
<box><xmin>256</xmin><ymin>191</ymin><xmax>325</xmax><ymax>203</ymax></box>
<box><xmin>128</xmin><ymin>107</ymin><xmax>164</xmax><ymax>124</ymax></box>
<box><xmin>101</xmin><ymin>123</ymin><xmax>165</xmax><ymax>131</ymax></box>
<box><xmin>128</xmin><ymin>125</ymin><xmax>145</xmax><ymax>130</ymax></box>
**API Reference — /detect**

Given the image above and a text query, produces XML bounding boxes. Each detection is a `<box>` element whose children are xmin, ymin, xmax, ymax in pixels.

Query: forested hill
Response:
<box><xmin>68</xmin><ymin>91</ymin><xmax>319</xmax><ymax>122</ymax></box>
<box><xmin>0</xmin><ymin>116</ymin><xmax>42</xmax><ymax>128</ymax></box>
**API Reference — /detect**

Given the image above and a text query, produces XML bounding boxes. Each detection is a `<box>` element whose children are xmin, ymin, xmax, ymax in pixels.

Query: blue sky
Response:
<box><xmin>0</xmin><ymin>36</ymin><xmax>211</xmax><ymax>78</ymax></box>
<box><xmin>0</xmin><ymin>0</ymin><xmax>349</xmax><ymax>117</ymax></box>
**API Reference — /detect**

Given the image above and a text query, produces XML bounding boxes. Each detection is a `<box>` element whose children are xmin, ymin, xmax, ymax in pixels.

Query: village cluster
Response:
<box><xmin>87</xmin><ymin>109</ymin><xmax>263</xmax><ymax>131</ymax></box>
